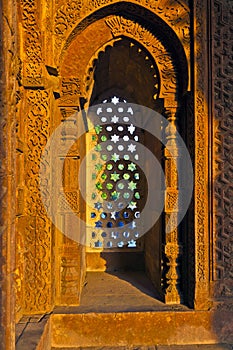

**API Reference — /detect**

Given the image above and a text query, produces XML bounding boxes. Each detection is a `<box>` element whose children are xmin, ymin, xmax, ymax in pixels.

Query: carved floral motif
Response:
<box><xmin>55</xmin><ymin>1</ymin><xmax>82</xmax><ymax>35</ymax></box>
<box><xmin>23</xmin><ymin>90</ymin><xmax>52</xmax><ymax>312</ymax></box>
<box><xmin>54</xmin><ymin>0</ymin><xmax>190</xmax><ymax>57</ymax></box>
<box><xmin>189</xmin><ymin>0</ymin><xmax>213</xmax><ymax>310</ymax></box>
<box><xmin>20</xmin><ymin>0</ymin><xmax>43</xmax><ymax>86</ymax></box>
<box><xmin>61</xmin><ymin>78</ymin><xmax>81</xmax><ymax>96</ymax></box>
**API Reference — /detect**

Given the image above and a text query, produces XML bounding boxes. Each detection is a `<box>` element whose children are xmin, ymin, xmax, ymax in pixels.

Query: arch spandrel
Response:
<box><xmin>59</xmin><ymin>17</ymin><xmax>115</xmax><ymax>106</ymax></box>
<box><xmin>54</xmin><ymin>0</ymin><xmax>190</xmax><ymax>68</ymax></box>
<box><xmin>59</xmin><ymin>15</ymin><xmax>188</xmax><ymax>103</ymax></box>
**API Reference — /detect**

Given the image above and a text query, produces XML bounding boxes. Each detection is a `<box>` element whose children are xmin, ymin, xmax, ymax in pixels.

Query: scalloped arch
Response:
<box><xmin>56</xmin><ymin>1</ymin><xmax>190</xmax><ymax>92</ymax></box>
<box><xmin>59</xmin><ymin>14</ymin><xmax>189</xmax><ymax>100</ymax></box>
<box><xmin>55</xmin><ymin>0</ymin><xmax>190</xmax><ymax>65</ymax></box>
<box><xmin>84</xmin><ymin>36</ymin><xmax>160</xmax><ymax>105</ymax></box>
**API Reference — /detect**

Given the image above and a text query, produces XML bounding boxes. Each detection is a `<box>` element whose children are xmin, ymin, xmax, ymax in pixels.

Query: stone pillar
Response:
<box><xmin>54</xmin><ymin>81</ymin><xmax>86</xmax><ymax>306</ymax></box>
<box><xmin>164</xmin><ymin>99</ymin><xmax>183</xmax><ymax>304</ymax></box>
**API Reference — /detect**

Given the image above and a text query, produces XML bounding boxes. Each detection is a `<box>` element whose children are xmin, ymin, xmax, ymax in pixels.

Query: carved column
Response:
<box><xmin>18</xmin><ymin>0</ymin><xmax>55</xmax><ymax>314</ymax></box>
<box><xmin>54</xmin><ymin>78</ymin><xmax>86</xmax><ymax>306</ymax></box>
<box><xmin>164</xmin><ymin>99</ymin><xmax>183</xmax><ymax>304</ymax></box>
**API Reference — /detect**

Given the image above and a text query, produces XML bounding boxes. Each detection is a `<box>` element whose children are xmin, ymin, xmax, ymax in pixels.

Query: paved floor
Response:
<box><xmin>54</xmin><ymin>271</ymin><xmax>188</xmax><ymax>314</ymax></box>
<box><xmin>16</xmin><ymin>314</ymin><xmax>50</xmax><ymax>350</ymax></box>
<box><xmin>17</xmin><ymin>273</ymin><xmax>233</xmax><ymax>349</ymax></box>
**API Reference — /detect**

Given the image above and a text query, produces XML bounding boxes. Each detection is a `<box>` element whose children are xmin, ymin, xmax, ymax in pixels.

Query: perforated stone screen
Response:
<box><xmin>86</xmin><ymin>97</ymin><xmax>147</xmax><ymax>250</ymax></box>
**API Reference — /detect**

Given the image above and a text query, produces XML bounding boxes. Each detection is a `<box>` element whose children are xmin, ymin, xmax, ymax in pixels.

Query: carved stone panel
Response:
<box><xmin>193</xmin><ymin>0</ymin><xmax>211</xmax><ymax>309</ymax></box>
<box><xmin>23</xmin><ymin>89</ymin><xmax>53</xmax><ymax>313</ymax></box>
<box><xmin>59</xmin><ymin>78</ymin><xmax>82</xmax><ymax>106</ymax></box>
<box><xmin>20</xmin><ymin>0</ymin><xmax>44</xmax><ymax>87</ymax></box>
<box><xmin>213</xmin><ymin>0</ymin><xmax>233</xmax><ymax>298</ymax></box>
<box><xmin>54</xmin><ymin>0</ymin><xmax>190</xmax><ymax>76</ymax></box>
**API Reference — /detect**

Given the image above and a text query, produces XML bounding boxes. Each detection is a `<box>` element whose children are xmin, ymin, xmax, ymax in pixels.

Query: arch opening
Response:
<box><xmin>84</xmin><ymin>37</ymin><xmax>165</xmax><ymax>303</ymax></box>
<box><xmin>57</xmin><ymin>3</ymin><xmax>192</xmax><ymax>308</ymax></box>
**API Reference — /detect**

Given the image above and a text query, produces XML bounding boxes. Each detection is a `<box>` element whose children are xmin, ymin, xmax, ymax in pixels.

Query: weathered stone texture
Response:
<box><xmin>0</xmin><ymin>1</ymin><xmax>17</xmax><ymax>349</ymax></box>
<box><xmin>213</xmin><ymin>0</ymin><xmax>233</xmax><ymax>297</ymax></box>
<box><xmin>0</xmin><ymin>0</ymin><xmax>232</xmax><ymax>348</ymax></box>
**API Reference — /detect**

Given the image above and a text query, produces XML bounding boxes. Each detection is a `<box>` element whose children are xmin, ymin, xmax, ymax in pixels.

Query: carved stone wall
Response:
<box><xmin>16</xmin><ymin>0</ymin><xmax>54</xmax><ymax>315</ymax></box>
<box><xmin>192</xmin><ymin>0</ymin><xmax>211</xmax><ymax>310</ymax></box>
<box><xmin>54</xmin><ymin>0</ymin><xmax>190</xmax><ymax>77</ymax></box>
<box><xmin>0</xmin><ymin>1</ymin><xmax>18</xmax><ymax>348</ymax></box>
<box><xmin>15</xmin><ymin>0</ymin><xmax>213</xmax><ymax>314</ymax></box>
<box><xmin>11</xmin><ymin>0</ymin><xmax>232</xmax><ymax>321</ymax></box>
<box><xmin>19</xmin><ymin>0</ymin><xmax>43</xmax><ymax>88</ymax></box>
<box><xmin>213</xmin><ymin>0</ymin><xmax>233</xmax><ymax>298</ymax></box>
<box><xmin>0</xmin><ymin>0</ymin><xmax>232</xmax><ymax>348</ymax></box>
<box><xmin>23</xmin><ymin>90</ymin><xmax>53</xmax><ymax>313</ymax></box>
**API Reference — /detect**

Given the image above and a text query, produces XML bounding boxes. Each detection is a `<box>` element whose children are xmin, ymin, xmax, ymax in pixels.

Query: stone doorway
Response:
<box><xmin>50</xmin><ymin>6</ymin><xmax>194</xmax><ymax>309</ymax></box>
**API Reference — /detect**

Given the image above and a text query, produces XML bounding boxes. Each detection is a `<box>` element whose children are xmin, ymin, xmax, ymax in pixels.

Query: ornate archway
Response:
<box><xmin>53</xmin><ymin>4</ymin><xmax>192</xmax><ymax>306</ymax></box>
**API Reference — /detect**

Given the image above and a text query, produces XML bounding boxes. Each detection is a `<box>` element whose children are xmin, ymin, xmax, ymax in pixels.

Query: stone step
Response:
<box><xmin>50</xmin><ymin>311</ymin><xmax>233</xmax><ymax>349</ymax></box>
<box><xmin>16</xmin><ymin>311</ymin><xmax>233</xmax><ymax>350</ymax></box>
<box><xmin>51</xmin><ymin>345</ymin><xmax>232</xmax><ymax>350</ymax></box>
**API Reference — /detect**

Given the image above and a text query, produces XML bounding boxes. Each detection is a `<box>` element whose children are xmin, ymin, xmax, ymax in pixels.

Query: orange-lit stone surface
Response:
<box><xmin>0</xmin><ymin>0</ymin><xmax>232</xmax><ymax>349</ymax></box>
<box><xmin>50</xmin><ymin>310</ymin><xmax>233</xmax><ymax>348</ymax></box>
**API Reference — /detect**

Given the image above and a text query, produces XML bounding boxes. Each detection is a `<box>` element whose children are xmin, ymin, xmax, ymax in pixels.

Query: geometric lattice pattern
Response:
<box><xmin>86</xmin><ymin>97</ymin><xmax>146</xmax><ymax>250</ymax></box>
<box><xmin>214</xmin><ymin>0</ymin><xmax>233</xmax><ymax>285</ymax></box>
